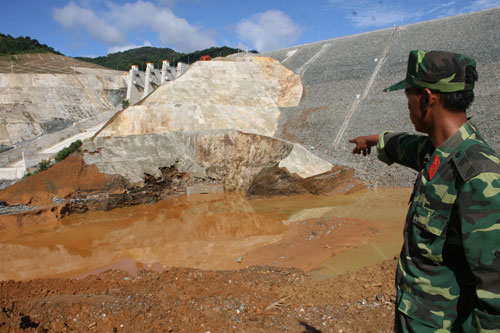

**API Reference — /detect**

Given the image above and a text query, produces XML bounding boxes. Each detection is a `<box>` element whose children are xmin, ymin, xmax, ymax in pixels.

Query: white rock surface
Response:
<box><xmin>0</xmin><ymin>71</ymin><xmax>126</xmax><ymax>146</ymax></box>
<box><xmin>97</xmin><ymin>56</ymin><xmax>302</xmax><ymax>138</ymax></box>
<box><xmin>278</xmin><ymin>144</ymin><xmax>333</xmax><ymax>178</ymax></box>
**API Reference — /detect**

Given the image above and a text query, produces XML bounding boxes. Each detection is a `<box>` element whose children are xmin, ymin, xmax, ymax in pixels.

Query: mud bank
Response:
<box><xmin>0</xmin><ymin>259</ymin><xmax>398</xmax><ymax>332</ymax></box>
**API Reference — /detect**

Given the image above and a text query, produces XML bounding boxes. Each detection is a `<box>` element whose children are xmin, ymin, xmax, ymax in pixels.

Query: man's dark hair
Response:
<box><xmin>438</xmin><ymin>66</ymin><xmax>478</xmax><ymax>112</ymax></box>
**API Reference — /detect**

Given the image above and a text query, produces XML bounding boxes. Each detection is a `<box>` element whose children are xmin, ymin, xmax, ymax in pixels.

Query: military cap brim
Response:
<box><xmin>383</xmin><ymin>79</ymin><xmax>409</xmax><ymax>92</ymax></box>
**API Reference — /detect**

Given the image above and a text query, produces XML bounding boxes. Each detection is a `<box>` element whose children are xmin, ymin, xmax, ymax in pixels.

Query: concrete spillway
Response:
<box><xmin>264</xmin><ymin>7</ymin><xmax>500</xmax><ymax>186</ymax></box>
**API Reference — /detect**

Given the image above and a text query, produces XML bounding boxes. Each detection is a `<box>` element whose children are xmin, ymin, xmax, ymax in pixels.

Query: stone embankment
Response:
<box><xmin>264</xmin><ymin>7</ymin><xmax>500</xmax><ymax>186</ymax></box>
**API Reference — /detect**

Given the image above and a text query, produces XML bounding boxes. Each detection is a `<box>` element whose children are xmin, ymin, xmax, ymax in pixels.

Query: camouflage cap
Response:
<box><xmin>384</xmin><ymin>50</ymin><xmax>476</xmax><ymax>92</ymax></box>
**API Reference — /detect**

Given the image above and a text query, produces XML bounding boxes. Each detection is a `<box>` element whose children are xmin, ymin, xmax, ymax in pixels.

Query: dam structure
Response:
<box><xmin>125</xmin><ymin>60</ymin><xmax>189</xmax><ymax>105</ymax></box>
<box><xmin>264</xmin><ymin>7</ymin><xmax>500</xmax><ymax>186</ymax></box>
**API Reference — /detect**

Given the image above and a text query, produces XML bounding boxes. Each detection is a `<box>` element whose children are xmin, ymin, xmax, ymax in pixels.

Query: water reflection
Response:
<box><xmin>0</xmin><ymin>188</ymin><xmax>411</xmax><ymax>281</ymax></box>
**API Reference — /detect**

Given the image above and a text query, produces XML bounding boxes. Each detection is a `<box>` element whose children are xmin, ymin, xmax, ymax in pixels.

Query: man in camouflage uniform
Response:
<box><xmin>349</xmin><ymin>50</ymin><xmax>500</xmax><ymax>332</ymax></box>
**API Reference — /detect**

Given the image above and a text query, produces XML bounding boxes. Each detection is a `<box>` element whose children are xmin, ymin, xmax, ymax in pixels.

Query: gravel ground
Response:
<box><xmin>264</xmin><ymin>7</ymin><xmax>500</xmax><ymax>187</ymax></box>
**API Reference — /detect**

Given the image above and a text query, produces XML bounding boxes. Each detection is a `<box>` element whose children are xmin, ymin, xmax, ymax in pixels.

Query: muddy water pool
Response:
<box><xmin>0</xmin><ymin>187</ymin><xmax>411</xmax><ymax>281</ymax></box>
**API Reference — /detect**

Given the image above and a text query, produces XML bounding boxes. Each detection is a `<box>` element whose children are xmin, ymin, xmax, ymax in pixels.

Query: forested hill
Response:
<box><xmin>0</xmin><ymin>34</ymin><xmax>62</xmax><ymax>56</ymax></box>
<box><xmin>0</xmin><ymin>33</ymin><xmax>256</xmax><ymax>71</ymax></box>
<box><xmin>76</xmin><ymin>46</ymin><xmax>254</xmax><ymax>71</ymax></box>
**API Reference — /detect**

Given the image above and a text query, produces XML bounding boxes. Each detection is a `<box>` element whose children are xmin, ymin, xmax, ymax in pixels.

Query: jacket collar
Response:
<box><xmin>435</xmin><ymin>119</ymin><xmax>476</xmax><ymax>155</ymax></box>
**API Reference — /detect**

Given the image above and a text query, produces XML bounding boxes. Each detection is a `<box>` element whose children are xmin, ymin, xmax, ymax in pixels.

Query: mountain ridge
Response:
<box><xmin>76</xmin><ymin>46</ymin><xmax>256</xmax><ymax>71</ymax></box>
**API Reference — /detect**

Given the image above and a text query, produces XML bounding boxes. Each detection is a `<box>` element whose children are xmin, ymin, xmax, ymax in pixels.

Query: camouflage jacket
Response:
<box><xmin>376</xmin><ymin>120</ymin><xmax>500</xmax><ymax>332</ymax></box>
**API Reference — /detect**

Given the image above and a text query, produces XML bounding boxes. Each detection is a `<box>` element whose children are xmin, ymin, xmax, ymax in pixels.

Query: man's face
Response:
<box><xmin>405</xmin><ymin>88</ymin><xmax>428</xmax><ymax>133</ymax></box>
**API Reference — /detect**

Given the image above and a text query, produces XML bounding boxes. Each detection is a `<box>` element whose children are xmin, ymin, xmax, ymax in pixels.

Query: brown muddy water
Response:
<box><xmin>0</xmin><ymin>187</ymin><xmax>411</xmax><ymax>281</ymax></box>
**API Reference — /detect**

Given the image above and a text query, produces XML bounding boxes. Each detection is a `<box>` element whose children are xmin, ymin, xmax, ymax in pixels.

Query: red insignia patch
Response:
<box><xmin>428</xmin><ymin>155</ymin><xmax>440</xmax><ymax>180</ymax></box>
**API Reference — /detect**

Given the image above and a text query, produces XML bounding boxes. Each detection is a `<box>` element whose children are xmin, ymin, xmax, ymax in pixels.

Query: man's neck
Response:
<box><xmin>428</xmin><ymin>109</ymin><xmax>467</xmax><ymax>147</ymax></box>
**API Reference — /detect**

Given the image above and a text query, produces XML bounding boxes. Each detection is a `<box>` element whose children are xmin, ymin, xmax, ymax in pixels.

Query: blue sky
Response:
<box><xmin>2</xmin><ymin>0</ymin><xmax>499</xmax><ymax>57</ymax></box>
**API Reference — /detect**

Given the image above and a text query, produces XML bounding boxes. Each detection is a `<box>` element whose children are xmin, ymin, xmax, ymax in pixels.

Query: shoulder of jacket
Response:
<box><xmin>452</xmin><ymin>140</ymin><xmax>500</xmax><ymax>182</ymax></box>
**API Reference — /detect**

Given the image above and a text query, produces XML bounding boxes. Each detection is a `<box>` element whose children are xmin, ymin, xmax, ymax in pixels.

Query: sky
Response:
<box><xmin>2</xmin><ymin>0</ymin><xmax>499</xmax><ymax>57</ymax></box>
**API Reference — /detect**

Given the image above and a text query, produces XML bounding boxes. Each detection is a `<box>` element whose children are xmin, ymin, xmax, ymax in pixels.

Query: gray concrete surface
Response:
<box><xmin>264</xmin><ymin>7</ymin><xmax>500</xmax><ymax>186</ymax></box>
<box><xmin>125</xmin><ymin>61</ymin><xmax>184</xmax><ymax>105</ymax></box>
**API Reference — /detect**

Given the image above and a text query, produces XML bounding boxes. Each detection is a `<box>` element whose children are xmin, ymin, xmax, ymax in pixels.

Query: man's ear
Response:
<box><xmin>422</xmin><ymin>88</ymin><xmax>436</xmax><ymax>107</ymax></box>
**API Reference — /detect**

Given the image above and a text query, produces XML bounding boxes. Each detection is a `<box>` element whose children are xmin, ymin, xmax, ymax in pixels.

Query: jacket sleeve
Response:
<box><xmin>458</xmin><ymin>171</ymin><xmax>500</xmax><ymax>331</ymax></box>
<box><xmin>376</xmin><ymin>131</ymin><xmax>434</xmax><ymax>171</ymax></box>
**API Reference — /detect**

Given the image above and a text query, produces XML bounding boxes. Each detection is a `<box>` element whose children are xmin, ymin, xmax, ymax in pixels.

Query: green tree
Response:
<box><xmin>122</xmin><ymin>99</ymin><xmax>129</xmax><ymax>109</ymax></box>
<box><xmin>0</xmin><ymin>33</ymin><xmax>62</xmax><ymax>56</ymax></box>
<box><xmin>75</xmin><ymin>46</ymin><xmax>244</xmax><ymax>71</ymax></box>
<box><xmin>55</xmin><ymin>140</ymin><xmax>82</xmax><ymax>162</ymax></box>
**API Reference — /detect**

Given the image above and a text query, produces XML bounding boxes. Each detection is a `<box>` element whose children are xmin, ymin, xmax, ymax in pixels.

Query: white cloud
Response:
<box><xmin>53</xmin><ymin>2</ymin><xmax>125</xmax><ymax>45</ymax></box>
<box><xmin>348</xmin><ymin>7</ymin><xmax>408</xmax><ymax>28</ymax></box>
<box><xmin>53</xmin><ymin>1</ymin><xmax>217</xmax><ymax>53</ymax></box>
<box><xmin>426</xmin><ymin>1</ymin><xmax>456</xmax><ymax>15</ymax></box>
<box><xmin>236</xmin><ymin>10</ymin><xmax>302</xmax><ymax>52</ymax></box>
<box><xmin>327</xmin><ymin>0</ymin><xmax>410</xmax><ymax>28</ymax></box>
<box><xmin>108</xmin><ymin>41</ymin><xmax>153</xmax><ymax>54</ymax></box>
<box><xmin>155</xmin><ymin>0</ymin><xmax>177</xmax><ymax>7</ymax></box>
<box><xmin>327</xmin><ymin>0</ymin><xmax>499</xmax><ymax>28</ymax></box>
<box><xmin>107</xmin><ymin>1</ymin><xmax>216</xmax><ymax>52</ymax></box>
<box><xmin>432</xmin><ymin>0</ymin><xmax>500</xmax><ymax>18</ymax></box>
<box><xmin>464</xmin><ymin>0</ymin><xmax>500</xmax><ymax>12</ymax></box>
<box><xmin>153</xmin><ymin>0</ymin><xmax>197</xmax><ymax>8</ymax></box>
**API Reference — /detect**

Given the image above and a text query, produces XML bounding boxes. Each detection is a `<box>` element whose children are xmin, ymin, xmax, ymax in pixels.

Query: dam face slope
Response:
<box><xmin>264</xmin><ymin>7</ymin><xmax>500</xmax><ymax>186</ymax></box>
<box><xmin>0</xmin><ymin>53</ymin><xmax>127</xmax><ymax>150</ymax></box>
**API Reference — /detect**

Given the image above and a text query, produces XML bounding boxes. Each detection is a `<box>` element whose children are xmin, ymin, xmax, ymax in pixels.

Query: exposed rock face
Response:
<box><xmin>248</xmin><ymin>165</ymin><xmax>361</xmax><ymax>197</ymax></box>
<box><xmin>0</xmin><ymin>64</ymin><xmax>126</xmax><ymax>147</ymax></box>
<box><xmin>97</xmin><ymin>56</ymin><xmax>302</xmax><ymax>138</ymax></box>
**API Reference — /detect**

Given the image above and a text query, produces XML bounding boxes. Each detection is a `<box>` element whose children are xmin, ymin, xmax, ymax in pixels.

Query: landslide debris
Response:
<box><xmin>248</xmin><ymin>164</ymin><xmax>361</xmax><ymax>197</ymax></box>
<box><xmin>0</xmin><ymin>149</ymin><xmax>360</xmax><ymax>223</ymax></box>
